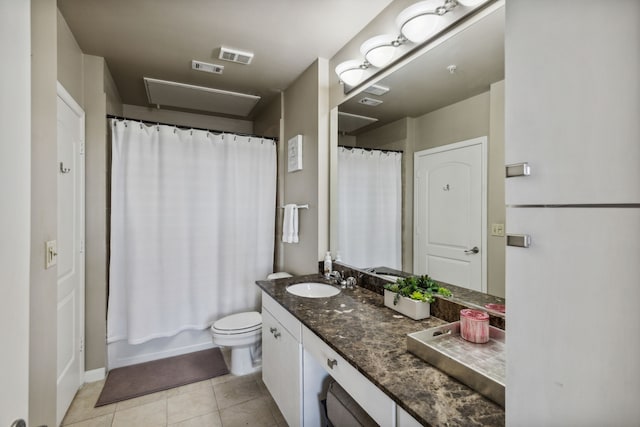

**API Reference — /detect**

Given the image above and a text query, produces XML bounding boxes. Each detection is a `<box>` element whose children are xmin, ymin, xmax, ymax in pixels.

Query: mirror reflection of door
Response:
<box><xmin>414</xmin><ymin>137</ymin><xmax>486</xmax><ymax>292</ymax></box>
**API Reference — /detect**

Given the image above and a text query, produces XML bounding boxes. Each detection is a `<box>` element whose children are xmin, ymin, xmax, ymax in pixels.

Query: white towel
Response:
<box><xmin>282</xmin><ymin>204</ymin><xmax>299</xmax><ymax>243</ymax></box>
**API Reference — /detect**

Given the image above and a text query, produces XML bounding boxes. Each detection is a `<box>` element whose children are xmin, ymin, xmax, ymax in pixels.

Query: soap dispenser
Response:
<box><xmin>323</xmin><ymin>252</ymin><xmax>332</xmax><ymax>278</ymax></box>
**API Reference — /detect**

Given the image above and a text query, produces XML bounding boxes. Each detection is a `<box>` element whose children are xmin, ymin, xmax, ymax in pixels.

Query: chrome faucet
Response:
<box><xmin>328</xmin><ymin>271</ymin><xmax>356</xmax><ymax>289</ymax></box>
<box><xmin>328</xmin><ymin>270</ymin><xmax>343</xmax><ymax>285</ymax></box>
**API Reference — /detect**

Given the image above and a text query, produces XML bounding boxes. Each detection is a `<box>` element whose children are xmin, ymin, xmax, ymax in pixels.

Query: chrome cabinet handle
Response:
<box><xmin>505</xmin><ymin>162</ymin><xmax>530</xmax><ymax>178</ymax></box>
<box><xmin>506</xmin><ymin>234</ymin><xmax>531</xmax><ymax>248</ymax></box>
<box><xmin>273</xmin><ymin>331</ymin><xmax>281</xmax><ymax>339</ymax></box>
<box><xmin>327</xmin><ymin>358</ymin><xmax>337</xmax><ymax>369</ymax></box>
<box><xmin>464</xmin><ymin>246</ymin><xmax>479</xmax><ymax>254</ymax></box>
<box><xmin>270</xmin><ymin>327</ymin><xmax>277</xmax><ymax>334</ymax></box>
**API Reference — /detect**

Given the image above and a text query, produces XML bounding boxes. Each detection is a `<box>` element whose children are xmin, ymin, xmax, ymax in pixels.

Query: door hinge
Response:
<box><xmin>80</xmin><ymin>143</ymin><xmax>85</xmax><ymax>155</ymax></box>
<box><xmin>80</xmin><ymin>337</ymin><xmax>84</xmax><ymax>353</ymax></box>
<box><xmin>79</xmin><ymin>239</ymin><xmax>84</xmax><ymax>253</ymax></box>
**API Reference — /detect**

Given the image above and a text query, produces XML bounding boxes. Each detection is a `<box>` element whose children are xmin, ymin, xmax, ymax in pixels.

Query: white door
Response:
<box><xmin>56</xmin><ymin>83</ymin><xmax>85</xmax><ymax>425</ymax></box>
<box><xmin>414</xmin><ymin>137</ymin><xmax>486</xmax><ymax>292</ymax></box>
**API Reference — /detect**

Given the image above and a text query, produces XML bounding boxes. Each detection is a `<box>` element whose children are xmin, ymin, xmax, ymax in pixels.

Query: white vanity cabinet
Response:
<box><xmin>302</xmin><ymin>326</ymin><xmax>396</xmax><ymax>426</ymax></box>
<box><xmin>262</xmin><ymin>291</ymin><xmax>424</xmax><ymax>426</ymax></box>
<box><xmin>262</xmin><ymin>293</ymin><xmax>302</xmax><ymax>427</ymax></box>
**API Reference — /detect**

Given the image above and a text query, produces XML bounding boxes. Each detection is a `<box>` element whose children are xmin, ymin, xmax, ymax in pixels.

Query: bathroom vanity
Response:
<box><xmin>256</xmin><ymin>274</ymin><xmax>505</xmax><ymax>427</ymax></box>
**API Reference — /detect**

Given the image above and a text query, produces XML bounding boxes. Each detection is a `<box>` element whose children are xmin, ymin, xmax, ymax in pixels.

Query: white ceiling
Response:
<box><xmin>57</xmin><ymin>0</ymin><xmax>395</xmax><ymax>118</ymax></box>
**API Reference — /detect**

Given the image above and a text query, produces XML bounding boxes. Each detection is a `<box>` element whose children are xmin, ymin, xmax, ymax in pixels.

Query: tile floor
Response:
<box><xmin>61</xmin><ymin>354</ymin><xmax>287</xmax><ymax>427</ymax></box>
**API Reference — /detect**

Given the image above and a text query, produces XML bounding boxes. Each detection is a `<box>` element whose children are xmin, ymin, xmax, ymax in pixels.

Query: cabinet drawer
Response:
<box><xmin>302</xmin><ymin>326</ymin><xmax>394</xmax><ymax>426</ymax></box>
<box><xmin>262</xmin><ymin>291</ymin><xmax>301</xmax><ymax>341</ymax></box>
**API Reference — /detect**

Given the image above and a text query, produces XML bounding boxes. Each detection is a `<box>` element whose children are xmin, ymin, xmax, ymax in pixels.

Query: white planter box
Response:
<box><xmin>383</xmin><ymin>290</ymin><xmax>431</xmax><ymax>320</ymax></box>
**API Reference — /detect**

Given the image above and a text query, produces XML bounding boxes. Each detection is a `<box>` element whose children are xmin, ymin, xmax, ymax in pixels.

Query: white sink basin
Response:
<box><xmin>286</xmin><ymin>282</ymin><xmax>341</xmax><ymax>298</ymax></box>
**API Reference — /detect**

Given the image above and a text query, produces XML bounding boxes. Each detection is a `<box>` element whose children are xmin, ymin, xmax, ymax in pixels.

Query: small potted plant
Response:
<box><xmin>383</xmin><ymin>275</ymin><xmax>452</xmax><ymax>320</ymax></box>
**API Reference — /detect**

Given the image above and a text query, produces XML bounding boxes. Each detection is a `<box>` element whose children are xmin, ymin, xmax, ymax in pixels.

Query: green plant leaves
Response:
<box><xmin>383</xmin><ymin>274</ymin><xmax>451</xmax><ymax>304</ymax></box>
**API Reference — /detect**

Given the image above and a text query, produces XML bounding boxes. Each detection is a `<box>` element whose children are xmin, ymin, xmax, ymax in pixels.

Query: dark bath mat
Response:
<box><xmin>95</xmin><ymin>347</ymin><xmax>228</xmax><ymax>407</ymax></box>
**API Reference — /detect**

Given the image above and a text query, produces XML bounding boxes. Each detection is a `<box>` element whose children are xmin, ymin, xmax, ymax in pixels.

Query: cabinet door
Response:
<box><xmin>506</xmin><ymin>207</ymin><xmax>640</xmax><ymax>425</ymax></box>
<box><xmin>302</xmin><ymin>327</ymin><xmax>395</xmax><ymax>426</ymax></box>
<box><xmin>262</xmin><ymin>308</ymin><xmax>302</xmax><ymax>427</ymax></box>
<box><xmin>505</xmin><ymin>2</ymin><xmax>640</xmax><ymax>204</ymax></box>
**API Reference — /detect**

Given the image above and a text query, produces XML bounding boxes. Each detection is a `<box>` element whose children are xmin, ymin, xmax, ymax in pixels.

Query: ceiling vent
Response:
<box><xmin>191</xmin><ymin>60</ymin><xmax>224</xmax><ymax>74</ymax></box>
<box><xmin>363</xmin><ymin>84</ymin><xmax>390</xmax><ymax>96</ymax></box>
<box><xmin>143</xmin><ymin>77</ymin><xmax>260</xmax><ymax>117</ymax></box>
<box><xmin>219</xmin><ymin>47</ymin><xmax>254</xmax><ymax>65</ymax></box>
<box><xmin>358</xmin><ymin>97</ymin><xmax>384</xmax><ymax>107</ymax></box>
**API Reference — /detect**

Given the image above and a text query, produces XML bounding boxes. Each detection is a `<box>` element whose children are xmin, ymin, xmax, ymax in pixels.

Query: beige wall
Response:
<box><xmin>121</xmin><ymin>104</ymin><xmax>253</xmax><ymax>134</ymax></box>
<box><xmin>30</xmin><ymin>1</ymin><xmax>58</xmax><ymax>425</ymax></box>
<box><xmin>254</xmin><ymin>95</ymin><xmax>282</xmax><ymax>139</ymax></box>
<box><xmin>282</xmin><ymin>59</ymin><xmax>330</xmax><ymax>274</ymax></box>
<box><xmin>83</xmin><ymin>55</ymin><xmax>111</xmax><ymax>371</ymax></box>
<box><xmin>57</xmin><ymin>9</ymin><xmax>83</xmax><ymax>106</ymax></box>
<box><xmin>488</xmin><ymin>80</ymin><xmax>505</xmax><ymax>297</ymax></box>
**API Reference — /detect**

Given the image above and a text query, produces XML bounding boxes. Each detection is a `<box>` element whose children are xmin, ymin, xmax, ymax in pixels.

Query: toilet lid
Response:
<box><xmin>213</xmin><ymin>311</ymin><xmax>261</xmax><ymax>332</ymax></box>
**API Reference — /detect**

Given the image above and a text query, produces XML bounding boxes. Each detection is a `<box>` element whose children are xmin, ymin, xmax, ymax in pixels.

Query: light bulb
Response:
<box><xmin>335</xmin><ymin>60</ymin><xmax>365</xmax><ymax>86</ymax></box>
<box><xmin>396</xmin><ymin>0</ymin><xmax>443</xmax><ymax>44</ymax></box>
<box><xmin>457</xmin><ymin>0</ymin><xmax>486</xmax><ymax>6</ymax></box>
<box><xmin>360</xmin><ymin>34</ymin><xmax>398</xmax><ymax>68</ymax></box>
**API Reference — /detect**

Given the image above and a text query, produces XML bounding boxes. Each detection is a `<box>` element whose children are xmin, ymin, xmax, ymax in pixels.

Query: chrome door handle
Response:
<box><xmin>327</xmin><ymin>358</ymin><xmax>337</xmax><ymax>369</ymax></box>
<box><xmin>464</xmin><ymin>246</ymin><xmax>479</xmax><ymax>254</ymax></box>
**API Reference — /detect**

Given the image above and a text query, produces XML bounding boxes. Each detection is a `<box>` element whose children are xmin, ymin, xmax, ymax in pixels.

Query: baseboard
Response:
<box><xmin>84</xmin><ymin>367</ymin><xmax>106</xmax><ymax>383</ymax></box>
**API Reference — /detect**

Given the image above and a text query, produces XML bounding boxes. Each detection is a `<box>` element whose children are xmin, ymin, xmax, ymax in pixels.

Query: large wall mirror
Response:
<box><xmin>330</xmin><ymin>3</ymin><xmax>505</xmax><ymax>299</ymax></box>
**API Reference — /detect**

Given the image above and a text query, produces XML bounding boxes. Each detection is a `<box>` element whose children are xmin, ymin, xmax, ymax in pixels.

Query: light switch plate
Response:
<box><xmin>45</xmin><ymin>240</ymin><xmax>57</xmax><ymax>269</ymax></box>
<box><xmin>287</xmin><ymin>135</ymin><xmax>303</xmax><ymax>172</ymax></box>
<box><xmin>491</xmin><ymin>223</ymin><xmax>505</xmax><ymax>237</ymax></box>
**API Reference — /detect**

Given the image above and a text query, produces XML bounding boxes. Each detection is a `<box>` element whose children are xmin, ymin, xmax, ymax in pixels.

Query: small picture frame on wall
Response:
<box><xmin>287</xmin><ymin>134</ymin><xmax>303</xmax><ymax>172</ymax></box>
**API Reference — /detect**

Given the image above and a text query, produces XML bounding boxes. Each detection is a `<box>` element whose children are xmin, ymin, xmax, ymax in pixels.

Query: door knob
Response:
<box><xmin>464</xmin><ymin>246</ymin><xmax>479</xmax><ymax>254</ymax></box>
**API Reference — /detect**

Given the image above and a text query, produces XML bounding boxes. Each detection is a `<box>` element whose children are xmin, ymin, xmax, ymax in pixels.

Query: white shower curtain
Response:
<box><xmin>337</xmin><ymin>147</ymin><xmax>402</xmax><ymax>270</ymax></box>
<box><xmin>108</xmin><ymin>120</ymin><xmax>276</xmax><ymax>345</ymax></box>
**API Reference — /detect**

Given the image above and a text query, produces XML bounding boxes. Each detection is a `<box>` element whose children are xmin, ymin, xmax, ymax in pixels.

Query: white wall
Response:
<box><xmin>0</xmin><ymin>1</ymin><xmax>31</xmax><ymax>424</ymax></box>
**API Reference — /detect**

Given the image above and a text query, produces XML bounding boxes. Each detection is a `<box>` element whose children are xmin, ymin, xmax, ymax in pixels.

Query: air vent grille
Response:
<box><xmin>219</xmin><ymin>47</ymin><xmax>254</xmax><ymax>65</ymax></box>
<box><xmin>192</xmin><ymin>60</ymin><xmax>224</xmax><ymax>74</ymax></box>
<box><xmin>358</xmin><ymin>97</ymin><xmax>383</xmax><ymax>107</ymax></box>
<box><xmin>364</xmin><ymin>84</ymin><xmax>390</xmax><ymax>96</ymax></box>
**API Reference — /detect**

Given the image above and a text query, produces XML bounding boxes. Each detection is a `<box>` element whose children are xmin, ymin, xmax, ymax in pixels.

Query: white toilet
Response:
<box><xmin>211</xmin><ymin>272</ymin><xmax>292</xmax><ymax>375</ymax></box>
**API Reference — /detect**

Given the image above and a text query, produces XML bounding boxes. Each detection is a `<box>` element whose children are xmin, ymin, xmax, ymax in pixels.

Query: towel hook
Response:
<box><xmin>59</xmin><ymin>162</ymin><xmax>71</xmax><ymax>174</ymax></box>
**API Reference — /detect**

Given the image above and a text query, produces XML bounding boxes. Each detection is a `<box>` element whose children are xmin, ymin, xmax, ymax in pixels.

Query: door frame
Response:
<box><xmin>56</xmin><ymin>81</ymin><xmax>85</xmax><ymax>424</ymax></box>
<box><xmin>413</xmin><ymin>136</ymin><xmax>488</xmax><ymax>293</ymax></box>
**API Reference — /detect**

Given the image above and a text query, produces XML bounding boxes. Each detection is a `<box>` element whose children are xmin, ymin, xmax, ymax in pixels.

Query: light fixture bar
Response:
<box><xmin>335</xmin><ymin>0</ymin><xmax>490</xmax><ymax>87</ymax></box>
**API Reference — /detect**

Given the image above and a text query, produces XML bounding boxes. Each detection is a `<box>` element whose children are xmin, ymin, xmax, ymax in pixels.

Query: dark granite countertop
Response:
<box><xmin>256</xmin><ymin>274</ymin><xmax>505</xmax><ymax>427</ymax></box>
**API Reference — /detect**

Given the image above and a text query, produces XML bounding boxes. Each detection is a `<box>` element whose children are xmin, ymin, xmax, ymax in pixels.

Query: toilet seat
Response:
<box><xmin>211</xmin><ymin>311</ymin><xmax>261</xmax><ymax>335</ymax></box>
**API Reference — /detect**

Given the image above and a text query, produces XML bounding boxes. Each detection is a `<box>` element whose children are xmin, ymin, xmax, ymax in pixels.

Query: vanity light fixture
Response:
<box><xmin>335</xmin><ymin>59</ymin><xmax>369</xmax><ymax>86</ymax></box>
<box><xmin>335</xmin><ymin>0</ymin><xmax>490</xmax><ymax>86</ymax></box>
<box><xmin>360</xmin><ymin>34</ymin><xmax>405</xmax><ymax>68</ymax></box>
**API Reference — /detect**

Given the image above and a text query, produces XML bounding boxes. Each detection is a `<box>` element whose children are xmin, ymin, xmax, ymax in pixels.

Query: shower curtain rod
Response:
<box><xmin>338</xmin><ymin>145</ymin><xmax>403</xmax><ymax>154</ymax></box>
<box><xmin>107</xmin><ymin>114</ymin><xmax>278</xmax><ymax>141</ymax></box>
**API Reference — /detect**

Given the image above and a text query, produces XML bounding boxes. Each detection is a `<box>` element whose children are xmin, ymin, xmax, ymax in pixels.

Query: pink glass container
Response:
<box><xmin>460</xmin><ymin>309</ymin><xmax>490</xmax><ymax>344</ymax></box>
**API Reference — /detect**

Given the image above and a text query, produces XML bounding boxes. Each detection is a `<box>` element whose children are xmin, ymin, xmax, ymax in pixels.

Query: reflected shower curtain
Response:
<box><xmin>108</xmin><ymin>120</ymin><xmax>276</xmax><ymax>345</ymax></box>
<box><xmin>337</xmin><ymin>147</ymin><xmax>402</xmax><ymax>270</ymax></box>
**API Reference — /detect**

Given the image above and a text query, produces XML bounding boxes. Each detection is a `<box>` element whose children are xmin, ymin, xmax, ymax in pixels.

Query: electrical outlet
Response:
<box><xmin>491</xmin><ymin>223</ymin><xmax>505</xmax><ymax>237</ymax></box>
<box><xmin>45</xmin><ymin>240</ymin><xmax>57</xmax><ymax>269</ymax></box>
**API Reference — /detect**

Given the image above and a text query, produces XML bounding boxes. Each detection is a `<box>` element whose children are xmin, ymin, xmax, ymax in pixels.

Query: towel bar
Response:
<box><xmin>279</xmin><ymin>204</ymin><xmax>309</xmax><ymax>209</ymax></box>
